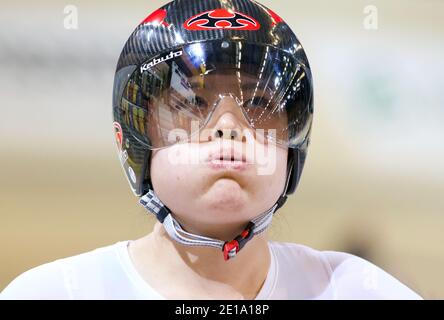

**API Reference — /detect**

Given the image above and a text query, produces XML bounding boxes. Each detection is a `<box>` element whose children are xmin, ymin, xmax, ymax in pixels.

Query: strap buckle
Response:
<box><xmin>223</xmin><ymin>240</ymin><xmax>240</xmax><ymax>261</ymax></box>
<box><xmin>222</xmin><ymin>222</ymin><xmax>255</xmax><ymax>261</ymax></box>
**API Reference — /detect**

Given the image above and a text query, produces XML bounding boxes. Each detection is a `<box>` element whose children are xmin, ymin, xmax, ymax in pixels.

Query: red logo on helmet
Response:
<box><xmin>266</xmin><ymin>8</ymin><xmax>284</xmax><ymax>27</ymax></box>
<box><xmin>113</xmin><ymin>122</ymin><xmax>123</xmax><ymax>151</ymax></box>
<box><xmin>140</xmin><ymin>8</ymin><xmax>170</xmax><ymax>27</ymax></box>
<box><xmin>184</xmin><ymin>9</ymin><xmax>260</xmax><ymax>30</ymax></box>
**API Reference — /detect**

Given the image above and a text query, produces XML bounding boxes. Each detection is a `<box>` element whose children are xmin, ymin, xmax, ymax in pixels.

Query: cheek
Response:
<box><xmin>149</xmin><ymin>147</ymin><xmax>203</xmax><ymax>210</ymax></box>
<box><xmin>251</xmin><ymin>146</ymin><xmax>288</xmax><ymax>202</ymax></box>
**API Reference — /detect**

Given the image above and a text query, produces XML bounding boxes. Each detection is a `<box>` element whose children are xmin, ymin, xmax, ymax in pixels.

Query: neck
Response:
<box><xmin>131</xmin><ymin>221</ymin><xmax>271</xmax><ymax>299</ymax></box>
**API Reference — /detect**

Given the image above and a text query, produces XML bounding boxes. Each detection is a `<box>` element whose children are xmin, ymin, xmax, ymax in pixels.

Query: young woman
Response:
<box><xmin>1</xmin><ymin>0</ymin><xmax>422</xmax><ymax>300</ymax></box>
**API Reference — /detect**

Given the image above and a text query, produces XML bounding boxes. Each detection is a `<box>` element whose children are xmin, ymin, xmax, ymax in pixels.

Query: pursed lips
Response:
<box><xmin>206</xmin><ymin>148</ymin><xmax>249</xmax><ymax>170</ymax></box>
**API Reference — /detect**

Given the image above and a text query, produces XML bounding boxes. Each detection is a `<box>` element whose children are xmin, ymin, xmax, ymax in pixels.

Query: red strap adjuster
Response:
<box><xmin>223</xmin><ymin>240</ymin><xmax>240</xmax><ymax>261</ymax></box>
<box><xmin>222</xmin><ymin>222</ymin><xmax>255</xmax><ymax>261</ymax></box>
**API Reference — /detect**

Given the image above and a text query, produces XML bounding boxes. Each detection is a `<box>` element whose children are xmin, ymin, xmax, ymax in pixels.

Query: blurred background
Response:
<box><xmin>1</xmin><ymin>0</ymin><xmax>443</xmax><ymax>298</ymax></box>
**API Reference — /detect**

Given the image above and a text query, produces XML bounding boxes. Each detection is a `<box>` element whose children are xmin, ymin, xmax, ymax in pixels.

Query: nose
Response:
<box><xmin>203</xmin><ymin>95</ymin><xmax>250</xmax><ymax>143</ymax></box>
<box><xmin>212</xmin><ymin>114</ymin><xmax>241</xmax><ymax>141</ymax></box>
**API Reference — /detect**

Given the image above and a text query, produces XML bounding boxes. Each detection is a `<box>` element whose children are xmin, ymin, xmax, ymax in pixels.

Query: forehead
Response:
<box><xmin>191</xmin><ymin>71</ymin><xmax>271</xmax><ymax>97</ymax></box>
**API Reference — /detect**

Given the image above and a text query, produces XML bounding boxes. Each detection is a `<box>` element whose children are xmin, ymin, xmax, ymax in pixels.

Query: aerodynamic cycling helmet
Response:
<box><xmin>112</xmin><ymin>0</ymin><xmax>313</xmax><ymax>260</ymax></box>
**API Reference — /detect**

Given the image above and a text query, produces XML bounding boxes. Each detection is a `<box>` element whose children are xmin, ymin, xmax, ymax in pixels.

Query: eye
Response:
<box><xmin>244</xmin><ymin>97</ymin><xmax>270</xmax><ymax>108</ymax></box>
<box><xmin>193</xmin><ymin>95</ymin><xmax>209</xmax><ymax>108</ymax></box>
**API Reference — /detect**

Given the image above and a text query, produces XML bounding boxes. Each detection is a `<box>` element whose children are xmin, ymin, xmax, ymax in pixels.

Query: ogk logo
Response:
<box><xmin>184</xmin><ymin>9</ymin><xmax>260</xmax><ymax>31</ymax></box>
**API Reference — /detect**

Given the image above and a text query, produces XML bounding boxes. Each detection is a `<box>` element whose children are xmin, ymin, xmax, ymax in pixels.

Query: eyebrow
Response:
<box><xmin>241</xmin><ymin>82</ymin><xmax>259</xmax><ymax>90</ymax></box>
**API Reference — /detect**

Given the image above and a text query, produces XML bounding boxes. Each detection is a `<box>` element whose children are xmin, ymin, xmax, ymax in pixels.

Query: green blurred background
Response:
<box><xmin>1</xmin><ymin>0</ymin><xmax>443</xmax><ymax>298</ymax></box>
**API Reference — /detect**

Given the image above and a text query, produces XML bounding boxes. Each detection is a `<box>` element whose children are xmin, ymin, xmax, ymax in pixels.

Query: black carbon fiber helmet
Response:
<box><xmin>112</xmin><ymin>0</ymin><xmax>313</xmax><ymax>203</ymax></box>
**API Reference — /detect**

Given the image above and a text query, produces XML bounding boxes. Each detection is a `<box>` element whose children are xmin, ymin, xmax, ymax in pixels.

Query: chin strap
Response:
<box><xmin>139</xmin><ymin>189</ymin><xmax>287</xmax><ymax>261</ymax></box>
<box><xmin>139</xmin><ymin>148</ymin><xmax>294</xmax><ymax>261</ymax></box>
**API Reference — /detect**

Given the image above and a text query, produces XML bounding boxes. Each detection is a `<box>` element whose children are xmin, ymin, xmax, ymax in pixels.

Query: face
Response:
<box><xmin>150</xmin><ymin>91</ymin><xmax>288</xmax><ymax>237</ymax></box>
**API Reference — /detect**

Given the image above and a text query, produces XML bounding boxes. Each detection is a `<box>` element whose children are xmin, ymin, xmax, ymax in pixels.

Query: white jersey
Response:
<box><xmin>0</xmin><ymin>240</ymin><xmax>422</xmax><ymax>300</ymax></box>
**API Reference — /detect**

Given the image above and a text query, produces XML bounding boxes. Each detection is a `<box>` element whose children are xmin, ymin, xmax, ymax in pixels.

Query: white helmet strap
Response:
<box><xmin>139</xmin><ymin>189</ymin><xmax>280</xmax><ymax>261</ymax></box>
